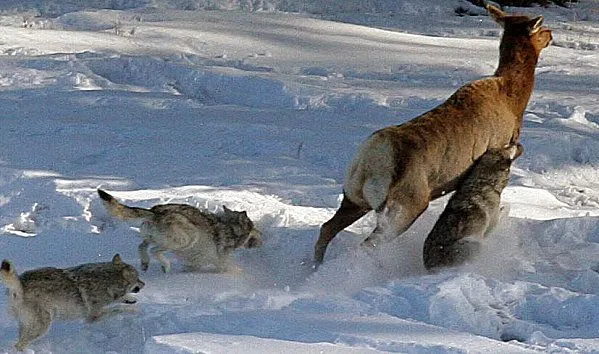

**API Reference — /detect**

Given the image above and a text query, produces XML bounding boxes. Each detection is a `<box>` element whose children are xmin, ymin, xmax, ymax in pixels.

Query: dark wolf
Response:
<box><xmin>423</xmin><ymin>143</ymin><xmax>523</xmax><ymax>270</ymax></box>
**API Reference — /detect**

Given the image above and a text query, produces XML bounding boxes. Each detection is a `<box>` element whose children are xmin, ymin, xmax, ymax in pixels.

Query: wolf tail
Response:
<box><xmin>97</xmin><ymin>189</ymin><xmax>155</xmax><ymax>220</ymax></box>
<box><xmin>1</xmin><ymin>260</ymin><xmax>23</xmax><ymax>298</ymax></box>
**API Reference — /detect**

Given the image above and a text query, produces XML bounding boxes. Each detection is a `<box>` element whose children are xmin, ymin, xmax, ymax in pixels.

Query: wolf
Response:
<box><xmin>422</xmin><ymin>143</ymin><xmax>524</xmax><ymax>271</ymax></box>
<box><xmin>97</xmin><ymin>189</ymin><xmax>263</xmax><ymax>273</ymax></box>
<box><xmin>0</xmin><ymin>254</ymin><xmax>144</xmax><ymax>351</ymax></box>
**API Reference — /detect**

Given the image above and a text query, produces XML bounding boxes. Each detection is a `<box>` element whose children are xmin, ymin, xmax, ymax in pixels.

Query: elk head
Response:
<box><xmin>487</xmin><ymin>4</ymin><xmax>553</xmax><ymax>56</ymax></box>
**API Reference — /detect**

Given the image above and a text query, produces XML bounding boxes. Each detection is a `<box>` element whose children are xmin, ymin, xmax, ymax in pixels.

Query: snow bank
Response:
<box><xmin>1</xmin><ymin>1</ymin><xmax>599</xmax><ymax>353</ymax></box>
<box><xmin>145</xmin><ymin>332</ymin><xmax>382</xmax><ymax>354</ymax></box>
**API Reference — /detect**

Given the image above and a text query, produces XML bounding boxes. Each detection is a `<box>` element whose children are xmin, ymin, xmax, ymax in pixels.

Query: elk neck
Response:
<box><xmin>493</xmin><ymin>35</ymin><xmax>539</xmax><ymax>118</ymax></box>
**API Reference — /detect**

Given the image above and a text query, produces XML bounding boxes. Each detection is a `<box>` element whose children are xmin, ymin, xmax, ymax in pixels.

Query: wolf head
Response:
<box><xmin>110</xmin><ymin>254</ymin><xmax>145</xmax><ymax>299</ymax></box>
<box><xmin>479</xmin><ymin>142</ymin><xmax>524</xmax><ymax>171</ymax></box>
<box><xmin>221</xmin><ymin>206</ymin><xmax>264</xmax><ymax>249</ymax></box>
<box><xmin>496</xmin><ymin>142</ymin><xmax>524</xmax><ymax>165</ymax></box>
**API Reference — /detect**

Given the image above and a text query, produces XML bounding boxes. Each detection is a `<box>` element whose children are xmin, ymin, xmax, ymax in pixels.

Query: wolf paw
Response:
<box><xmin>224</xmin><ymin>264</ymin><xmax>244</xmax><ymax>275</ymax></box>
<box><xmin>86</xmin><ymin>314</ymin><xmax>101</xmax><ymax>323</ymax></box>
<box><xmin>15</xmin><ymin>340</ymin><xmax>29</xmax><ymax>352</ymax></box>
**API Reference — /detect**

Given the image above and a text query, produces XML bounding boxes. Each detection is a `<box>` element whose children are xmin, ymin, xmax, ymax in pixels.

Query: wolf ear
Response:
<box><xmin>514</xmin><ymin>143</ymin><xmax>524</xmax><ymax>159</ymax></box>
<box><xmin>487</xmin><ymin>4</ymin><xmax>507</xmax><ymax>27</ymax></box>
<box><xmin>507</xmin><ymin>143</ymin><xmax>524</xmax><ymax>160</ymax></box>
<box><xmin>223</xmin><ymin>205</ymin><xmax>231</xmax><ymax>213</ymax></box>
<box><xmin>1</xmin><ymin>260</ymin><xmax>12</xmax><ymax>273</ymax></box>
<box><xmin>112</xmin><ymin>254</ymin><xmax>123</xmax><ymax>265</ymax></box>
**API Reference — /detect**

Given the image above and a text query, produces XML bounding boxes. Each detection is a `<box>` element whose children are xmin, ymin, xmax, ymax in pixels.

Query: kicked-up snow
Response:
<box><xmin>1</xmin><ymin>0</ymin><xmax>599</xmax><ymax>353</ymax></box>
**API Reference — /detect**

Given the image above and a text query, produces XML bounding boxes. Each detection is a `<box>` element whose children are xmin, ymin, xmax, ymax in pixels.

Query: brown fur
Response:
<box><xmin>314</xmin><ymin>5</ymin><xmax>552</xmax><ymax>264</ymax></box>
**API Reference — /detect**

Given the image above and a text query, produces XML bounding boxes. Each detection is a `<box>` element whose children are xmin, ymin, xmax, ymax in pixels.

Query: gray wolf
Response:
<box><xmin>1</xmin><ymin>254</ymin><xmax>144</xmax><ymax>351</ymax></box>
<box><xmin>423</xmin><ymin>143</ymin><xmax>523</xmax><ymax>270</ymax></box>
<box><xmin>314</xmin><ymin>4</ymin><xmax>552</xmax><ymax>264</ymax></box>
<box><xmin>97</xmin><ymin>189</ymin><xmax>263</xmax><ymax>273</ymax></box>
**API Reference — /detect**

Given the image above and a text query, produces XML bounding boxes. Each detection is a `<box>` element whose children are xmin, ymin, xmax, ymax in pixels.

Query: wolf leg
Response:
<box><xmin>424</xmin><ymin>235</ymin><xmax>482</xmax><ymax>271</ymax></box>
<box><xmin>214</xmin><ymin>256</ymin><xmax>230</xmax><ymax>273</ymax></box>
<box><xmin>138</xmin><ymin>239</ymin><xmax>151</xmax><ymax>271</ymax></box>
<box><xmin>87</xmin><ymin>305</ymin><xmax>138</xmax><ymax>323</ymax></box>
<box><xmin>15</xmin><ymin>308</ymin><xmax>51</xmax><ymax>351</ymax></box>
<box><xmin>423</xmin><ymin>208</ymin><xmax>488</xmax><ymax>270</ymax></box>
<box><xmin>485</xmin><ymin>204</ymin><xmax>509</xmax><ymax>237</ymax></box>
<box><xmin>150</xmin><ymin>245</ymin><xmax>171</xmax><ymax>273</ymax></box>
<box><xmin>314</xmin><ymin>195</ymin><xmax>369</xmax><ymax>264</ymax></box>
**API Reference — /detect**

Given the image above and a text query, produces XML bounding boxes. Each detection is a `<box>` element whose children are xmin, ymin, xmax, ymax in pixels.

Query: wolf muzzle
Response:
<box><xmin>245</xmin><ymin>229</ymin><xmax>264</xmax><ymax>248</ymax></box>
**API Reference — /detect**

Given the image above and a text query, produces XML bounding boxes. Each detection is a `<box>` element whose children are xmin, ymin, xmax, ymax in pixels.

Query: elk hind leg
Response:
<box><xmin>363</xmin><ymin>187</ymin><xmax>429</xmax><ymax>248</ymax></box>
<box><xmin>314</xmin><ymin>195</ymin><xmax>369</xmax><ymax>264</ymax></box>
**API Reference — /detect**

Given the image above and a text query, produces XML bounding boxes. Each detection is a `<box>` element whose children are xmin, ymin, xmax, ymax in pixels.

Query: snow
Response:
<box><xmin>1</xmin><ymin>0</ymin><xmax>599</xmax><ymax>353</ymax></box>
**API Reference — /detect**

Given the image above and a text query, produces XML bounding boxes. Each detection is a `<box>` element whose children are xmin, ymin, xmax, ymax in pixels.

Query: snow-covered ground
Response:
<box><xmin>1</xmin><ymin>0</ymin><xmax>599</xmax><ymax>353</ymax></box>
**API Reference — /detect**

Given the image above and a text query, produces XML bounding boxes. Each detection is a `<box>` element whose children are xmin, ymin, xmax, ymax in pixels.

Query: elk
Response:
<box><xmin>314</xmin><ymin>5</ymin><xmax>552</xmax><ymax>264</ymax></box>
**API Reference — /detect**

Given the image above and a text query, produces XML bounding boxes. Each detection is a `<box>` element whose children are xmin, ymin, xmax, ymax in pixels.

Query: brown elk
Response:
<box><xmin>314</xmin><ymin>5</ymin><xmax>552</xmax><ymax>264</ymax></box>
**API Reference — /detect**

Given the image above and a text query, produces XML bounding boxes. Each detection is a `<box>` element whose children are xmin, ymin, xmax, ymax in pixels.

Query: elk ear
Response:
<box><xmin>528</xmin><ymin>16</ymin><xmax>544</xmax><ymax>35</ymax></box>
<box><xmin>487</xmin><ymin>4</ymin><xmax>507</xmax><ymax>27</ymax></box>
<box><xmin>112</xmin><ymin>254</ymin><xmax>123</xmax><ymax>265</ymax></box>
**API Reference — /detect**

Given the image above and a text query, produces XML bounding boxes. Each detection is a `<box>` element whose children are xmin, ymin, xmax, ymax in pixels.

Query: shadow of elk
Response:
<box><xmin>314</xmin><ymin>5</ymin><xmax>552</xmax><ymax>266</ymax></box>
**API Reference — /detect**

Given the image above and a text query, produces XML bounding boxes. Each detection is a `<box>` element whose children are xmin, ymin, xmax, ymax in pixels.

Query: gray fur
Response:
<box><xmin>98</xmin><ymin>190</ymin><xmax>263</xmax><ymax>273</ymax></box>
<box><xmin>423</xmin><ymin>143</ymin><xmax>523</xmax><ymax>270</ymax></box>
<box><xmin>0</xmin><ymin>254</ymin><xmax>144</xmax><ymax>351</ymax></box>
